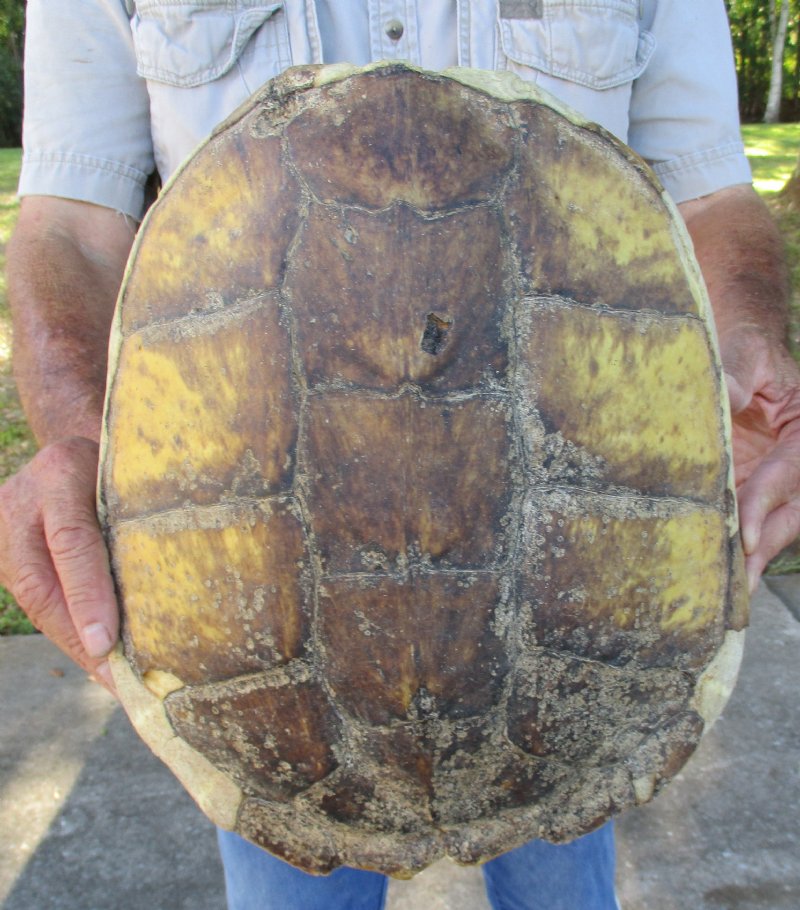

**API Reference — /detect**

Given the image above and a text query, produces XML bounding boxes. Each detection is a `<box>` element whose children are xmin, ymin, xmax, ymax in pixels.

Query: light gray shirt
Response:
<box><xmin>19</xmin><ymin>0</ymin><xmax>752</xmax><ymax>219</ymax></box>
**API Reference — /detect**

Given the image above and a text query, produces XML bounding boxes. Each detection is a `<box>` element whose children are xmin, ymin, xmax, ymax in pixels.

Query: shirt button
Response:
<box><xmin>385</xmin><ymin>19</ymin><xmax>404</xmax><ymax>41</ymax></box>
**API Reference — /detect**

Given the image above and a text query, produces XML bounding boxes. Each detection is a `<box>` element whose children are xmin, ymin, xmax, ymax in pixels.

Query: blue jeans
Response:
<box><xmin>217</xmin><ymin>823</ymin><xmax>618</xmax><ymax>910</ymax></box>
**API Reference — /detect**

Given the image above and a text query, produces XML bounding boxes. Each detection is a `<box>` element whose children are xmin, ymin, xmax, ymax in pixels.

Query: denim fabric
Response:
<box><xmin>217</xmin><ymin>823</ymin><xmax>619</xmax><ymax>910</ymax></box>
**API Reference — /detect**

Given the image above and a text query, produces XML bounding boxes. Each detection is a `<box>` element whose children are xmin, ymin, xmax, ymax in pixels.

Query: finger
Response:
<box><xmin>37</xmin><ymin>442</ymin><xmax>119</xmax><ymax>659</ymax></box>
<box><xmin>736</xmin><ymin>449</ymin><xmax>800</xmax><ymax>556</ymax></box>
<box><xmin>5</xmin><ymin>538</ymin><xmax>116</xmax><ymax>692</ymax></box>
<box><xmin>744</xmin><ymin>497</ymin><xmax>800</xmax><ymax>593</ymax></box>
<box><xmin>45</xmin><ymin>513</ymin><xmax>118</xmax><ymax>656</ymax></box>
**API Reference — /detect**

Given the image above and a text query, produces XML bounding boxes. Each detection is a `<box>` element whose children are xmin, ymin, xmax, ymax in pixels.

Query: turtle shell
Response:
<box><xmin>100</xmin><ymin>62</ymin><xmax>748</xmax><ymax>877</ymax></box>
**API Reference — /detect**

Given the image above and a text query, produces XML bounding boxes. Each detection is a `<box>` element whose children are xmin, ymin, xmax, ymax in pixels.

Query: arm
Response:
<box><xmin>679</xmin><ymin>184</ymin><xmax>800</xmax><ymax>592</ymax></box>
<box><xmin>0</xmin><ymin>196</ymin><xmax>136</xmax><ymax>690</ymax></box>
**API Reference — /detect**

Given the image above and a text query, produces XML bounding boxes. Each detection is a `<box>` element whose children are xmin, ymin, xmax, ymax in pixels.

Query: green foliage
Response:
<box><xmin>726</xmin><ymin>0</ymin><xmax>800</xmax><ymax>121</ymax></box>
<box><xmin>0</xmin><ymin>586</ymin><xmax>34</xmax><ymax>634</ymax></box>
<box><xmin>0</xmin><ymin>0</ymin><xmax>23</xmax><ymax>146</ymax></box>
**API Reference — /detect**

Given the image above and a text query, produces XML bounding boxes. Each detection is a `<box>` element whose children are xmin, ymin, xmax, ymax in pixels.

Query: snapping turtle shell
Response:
<box><xmin>100</xmin><ymin>62</ymin><xmax>748</xmax><ymax>876</ymax></box>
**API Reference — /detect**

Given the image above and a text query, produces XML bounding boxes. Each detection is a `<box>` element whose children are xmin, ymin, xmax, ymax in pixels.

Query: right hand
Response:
<box><xmin>0</xmin><ymin>436</ymin><xmax>119</xmax><ymax>694</ymax></box>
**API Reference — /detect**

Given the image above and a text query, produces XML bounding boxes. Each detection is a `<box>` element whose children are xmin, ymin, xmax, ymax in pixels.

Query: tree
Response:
<box><xmin>0</xmin><ymin>0</ymin><xmax>24</xmax><ymax>147</ymax></box>
<box><xmin>765</xmin><ymin>0</ymin><xmax>792</xmax><ymax>121</ymax></box>
<box><xmin>726</xmin><ymin>0</ymin><xmax>800</xmax><ymax>122</ymax></box>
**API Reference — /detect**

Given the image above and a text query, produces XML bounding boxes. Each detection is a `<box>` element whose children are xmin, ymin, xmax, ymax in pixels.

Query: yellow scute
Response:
<box><xmin>531</xmin><ymin>307</ymin><xmax>724</xmax><ymax>500</ymax></box>
<box><xmin>109</xmin><ymin>324</ymin><xmax>260</xmax><ymax>505</ymax></box>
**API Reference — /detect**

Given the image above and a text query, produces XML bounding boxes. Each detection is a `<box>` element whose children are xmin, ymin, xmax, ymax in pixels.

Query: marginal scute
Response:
<box><xmin>108</xmin><ymin>647</ymin><xmax>243</xmax><ymax>832</ymax></box>
<box><xmin>100</xmin><ymin>63</ymin><xmax>748</xmax><ymax>878</ymax></box>
<box><xmin>318</xmin><ymin>572</ymin><xmax>508</xmax><ymax>725</ymax></box>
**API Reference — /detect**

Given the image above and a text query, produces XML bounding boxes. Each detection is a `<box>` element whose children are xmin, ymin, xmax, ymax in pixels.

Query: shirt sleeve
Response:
<box><xmin>628</xmin><ymin>0</ymin><xmax>752</xmax><ymax>203</ymax></box>
<box><xmin>18</xmin><ymin>0</ymin><xmax>155</xmax><ymax>220</ymax></box>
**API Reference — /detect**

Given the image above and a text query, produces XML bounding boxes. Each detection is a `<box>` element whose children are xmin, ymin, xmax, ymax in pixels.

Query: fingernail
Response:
<box><xmin>83</xmin><ymin>622</ymin><xmax>113</xmax><ymax>658</ymax></box>
<box><xmin>94</xmin><ymin>660</ymin><xmax>115</xmax><ymax>692</ymax></box>
<box><xmin>742</xmin><ymin>524</ymin><xmax>759</xmax><ymax>556</ymax></box>
<box><xmin>747</xmin><ymin>566</ymin><xmax>761</xmax><ymax>595</ymax></box>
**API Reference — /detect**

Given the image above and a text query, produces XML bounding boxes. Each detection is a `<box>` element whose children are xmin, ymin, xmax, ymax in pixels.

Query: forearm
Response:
<box><xmin>7</xmin><ymin>197</ymin><xmax>136</xmax><ymax>445</ymax></box>
<box><xmin>679</xmin><ymin>185</ymin><xmax>790</xmax><ymax>356</ymax></box>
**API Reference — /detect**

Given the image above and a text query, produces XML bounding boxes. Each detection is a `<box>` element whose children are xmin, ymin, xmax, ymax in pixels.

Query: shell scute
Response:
<box><xmin>112</xmin><ymin>502</ymin><xmax>309</xmax><ymax>685</ymax></box>
<box><xmin>318</xmin><ymin>573</ymin><xmax>509</xmax><ymax>725</ymax></box>
<box><xmin>520</xmin><ymin>501</ymin><xmax>728</xmax><ymax>670</ymax></box>
<box><xmin>303</xmin><ymin>394</ymin><xmax>514</xmax><ymax>573</ymax></box>
<box><xmin>287</xmin><ymin>203</ymin><xmax>509</xmax><ymax>393</ymax></box>
<box><xmin>506</xmin><ymin>103</ymin><xmax>700</xmax><ymax>313</ymax></box>
<box><xmin>104</xmin><ymin>301</ymin><xmax>297</xmax><ymax>519</ymax></box>
<box><xmin>166</xmin><ymin>664</ymin><xmax>341</xmax><ymax>801</ymax></box>
<box><xmin>121</xmin><ymin>130</ymin><xmax>301</xmax><ymax>334</ymax></box>
<box><xmin>285</xmin><ymin>68</ymin><xmax>517</xmax><ymax>210</ymax></box>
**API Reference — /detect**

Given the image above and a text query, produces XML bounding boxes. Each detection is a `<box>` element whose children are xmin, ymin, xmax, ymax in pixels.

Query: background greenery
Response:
<box><xmin>727</xmin><ymin>0</ymin><xmax>800</xmax><ymax>122</ymax></box>
<box><xmin>0</xmin><ymin>0</ymin><xmax>22</xmax><ymax>147</ymax></box>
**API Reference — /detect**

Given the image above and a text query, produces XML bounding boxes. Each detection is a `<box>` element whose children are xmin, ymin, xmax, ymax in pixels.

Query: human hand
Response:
<box><xmin>0</xmin><ymin>436</ymin><xmax>119</xmax><ymax>694</ymax></box>
<box><xmin>722</xmin><ymin>333</ymin><xmax>800</xmax><ymax>593</ymax></box>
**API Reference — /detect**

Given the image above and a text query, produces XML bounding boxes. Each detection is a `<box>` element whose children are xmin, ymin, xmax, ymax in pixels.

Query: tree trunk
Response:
<box><xmin>764</xmin><ymin>0</ymin><xmax>791</xmax><ymax>123</ymax></box>
<box><xmin>778</xmin><ymin>153</ymin><xmax>800</xmax><ymax>209</ymax></box>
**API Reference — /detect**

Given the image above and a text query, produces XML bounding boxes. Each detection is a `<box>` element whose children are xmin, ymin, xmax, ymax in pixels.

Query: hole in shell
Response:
<box><xmin>421</xmin><ymin>313</ymin><xmax>453</xmax><ymax>356</ymax></box>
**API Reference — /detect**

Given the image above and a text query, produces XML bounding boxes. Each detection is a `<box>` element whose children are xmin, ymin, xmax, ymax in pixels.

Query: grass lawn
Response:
<box><xmin>2</xmin><ymin>124</ymin><xmax>800</xmax><ymax>634</ymax></box>
<box><xmin>741</xmin><ymin>122</ymin><xmax>800</xmax><ymax>195</ymax></box>
<box><xmin>0</xmin><ymin>147</ymin><xmax>36</xmax><ymax>633</ymax></box>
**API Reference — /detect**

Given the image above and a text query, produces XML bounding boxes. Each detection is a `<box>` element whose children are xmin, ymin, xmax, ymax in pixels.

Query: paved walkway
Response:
<box><xmin>2</xmin><ymin>579</ymin><xmax>799</xmax><ymax>910</ymax></box>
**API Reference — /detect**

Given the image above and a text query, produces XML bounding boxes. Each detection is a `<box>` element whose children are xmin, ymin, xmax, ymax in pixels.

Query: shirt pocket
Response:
<box><xmin>498</xmin><ymin>0</ymin><xmax>655</xmax><ymax>90</ymax></box>
<box><xmin>131</xmin><ymin>0</ymin><xmax>289</xmax><ymax>88</ymax></box>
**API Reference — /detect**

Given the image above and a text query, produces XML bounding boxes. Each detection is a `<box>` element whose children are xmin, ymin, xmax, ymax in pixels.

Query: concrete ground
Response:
<box><xmin>1</xmin><ymin>579</ymin><xmax>799</xmax><ymax>910</ymax></box>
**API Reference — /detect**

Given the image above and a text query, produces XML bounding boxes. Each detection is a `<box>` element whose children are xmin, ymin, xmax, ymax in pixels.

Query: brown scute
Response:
<box><xmin>166</xmin><ymin>664</ymin><xmax>340</xmax><ymax>801</ymax></box>
<box><xmin>307</xmin><ymin>763</ymin><xmax>436</xmax><ymax>837</ymax></box>
<box><xmin>286</xmin><ymin>68</ymin><xmax>516</xmax><ymax>210</ymax></box>
<box><xmin>315</xmin><ymin>771</ymin><xmax>378</xmax><ymax>827</ymax></box>
<box><xmin>101</xmin><ymin>64</ymin><xmax>746</xmax><ymax>877</ymax></box>
<box><xmin>237</xmin><ymin>798</ymin><xmax>340</xmax><ymax>875</ymax></box>
<box><xmin>104</xmin><ymin>302</ymin><xmax>297</xmax><ymax>520</ymax></box>
<box><xmin>355</xmin><ymin>721</ymin><xmax>438</xmax><ymax>800</ymax></box>
<box><xmin>438</xmin><ymin>747</ymin><xmax>567</xmax><ymax>822</ymax></box>
<box><xmin>319</xmin><ymin>572</ymin><xmax>508</xmax><ymax>725</ymax></box>
<box><xmin>113</xmin><ymin>502</ymin><xmax>309</xmax><ymax>685</ymax></box>
<box><xmin>286</xmin><ymin>203</ymin><xmax>508</xmax><ymax>392</ymax></box>
<box><xmin>121</xmin><ymin>130</ymin><xmax>301</xmax><ymax>335</ymax></box>
<box><xmin>505</xmin><ymin>654</ymin><xmax>694</xmax><ymax>765</ymax></box>
<box><xmin>507</xmin><ymin>104</ymin><xmax>699</xmax><ymax>313</ymax></box>
<box><xmin>304</xmin><ymin>393</ymin><xmax>513</xmax><ymax>573</ymax></box>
